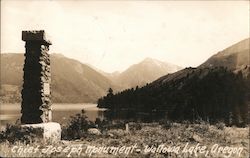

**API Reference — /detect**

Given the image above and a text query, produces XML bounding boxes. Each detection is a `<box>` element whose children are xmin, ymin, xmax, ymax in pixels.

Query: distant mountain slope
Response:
<box><xmin>200</xmin><ymin>38</ymin><xmax>249</xmax><ymax>70</ymax></box>
<box><xmin>0</xmin><ymin>53</ymin><xmax>115</xmax><ymax>103</ymax></box>
<box><xmin>100</xmin><ymin>71</ymin><xmax>121</xmax><ymax>83</ymax></box>
<box><xmin>115</xmin><ymin>58</ymin><xmax>182</xmax><ymax>89</ymax></box>
<box><xmin>84</xmin><ymin>58</ymin><xmax>182</xmax><ymax>90</ymax></box>
<box><xmin>98</xmin><ymin>38</ymin><xmax>250</xmax><ymax>126</ymax></box>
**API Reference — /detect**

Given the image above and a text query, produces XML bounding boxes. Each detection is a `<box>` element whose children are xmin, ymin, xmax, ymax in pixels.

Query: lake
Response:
<box><xmin>0</xmin><ymin>103</ymin><xmax>106</xmax><ymax>129</ymax></box>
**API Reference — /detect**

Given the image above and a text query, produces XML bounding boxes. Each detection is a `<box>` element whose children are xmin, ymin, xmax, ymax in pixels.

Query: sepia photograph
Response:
<box><xmin>0</xmin><ymin>0</ymin><xmax>249</xmax><ymax>157</ymax></box>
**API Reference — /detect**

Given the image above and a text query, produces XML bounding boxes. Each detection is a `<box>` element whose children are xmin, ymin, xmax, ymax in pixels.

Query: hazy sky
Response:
<box><xmin>1</xmin><ymin>0</ymin><xmax>249</xmax><ymax>73</ymax></box>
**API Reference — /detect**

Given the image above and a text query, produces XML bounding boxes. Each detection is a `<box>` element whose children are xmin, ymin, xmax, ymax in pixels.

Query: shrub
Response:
<box><xmin>0</xmin><ymin>124</ymin><xmax>42</xmax><ymax>144</ymax></box>
<box><xmin>215</xmin><ymin>122</ymin><xmax>225</xmax><ymax>130</ymax></box>
<box><xmin>61</xmin><ymin>109</ymin><xmax>95</xmax><ymax>140</ymax></box>
<box><xmin>129</xmin><ymin>122</ymin><xmax>142</xmax><ymax>130</ymax></box>
<box><xmin>95</xmin><ymin>118</ymin><xmax>110</xmax><ymax>131</ymax></box>
<box><xmin>159</xmin><ymin>119</ymin><xmax>173</xmax><ymax>130</ymax></box>
<box><xmin>181</xmin><ymin>120</ymin><xmax>191</xmax><ymax>128</ymax></box>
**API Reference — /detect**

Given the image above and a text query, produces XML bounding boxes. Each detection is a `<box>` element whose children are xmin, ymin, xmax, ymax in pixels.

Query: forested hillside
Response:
<box><xmin>98</xmin><ymin>67</ymin><xmax>248</xmax><ymax>126</ymax></box>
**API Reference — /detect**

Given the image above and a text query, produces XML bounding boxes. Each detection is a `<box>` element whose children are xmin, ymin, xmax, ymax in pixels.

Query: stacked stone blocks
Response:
<box><xmin>21</xmin><ymin>30</ymin><xmax>52</xmax><ymax>124</ymax></box>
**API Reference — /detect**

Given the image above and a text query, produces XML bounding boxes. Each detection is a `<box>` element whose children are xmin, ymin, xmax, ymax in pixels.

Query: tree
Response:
<box><xmin>107</xmin><ymin>88</ymin><xmax>114</xmax><ymax>97</ymax></box>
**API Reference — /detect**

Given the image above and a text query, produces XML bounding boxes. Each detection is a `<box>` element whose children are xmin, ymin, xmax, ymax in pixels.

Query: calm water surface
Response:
<box><xmin>0</xmin><ymin>103</ymin><xmax>105</xmax><ymax>128</ymax></box>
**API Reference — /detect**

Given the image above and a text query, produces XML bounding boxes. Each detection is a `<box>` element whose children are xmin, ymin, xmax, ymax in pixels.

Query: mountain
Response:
<box><xmin>89</xmin><ymin>58</ymin><xmax>182</xmax><ymax>90</ymax></box>
<box><xmin>115</xmin><ymin>58</ymin><xmax>182</xmax><ymax>89</ymax></box>
<box><xmin>98</xmin><ymin>67</ymin><xmax>248</xmax><ymax>126</ymax></box>
<box><xmin>100</xmin><ymin>71</ymin><xmax>121</xmax><ymax>82</ymax></box>
<box><xmin>85</xmin><ymin>64</ymin><xmax>120</xmax><ymax>79</ymax></box>
<box><xmin>199</xmin><ymin>38</ymin><xmax>250</xmax><ymax>81</ymax></box>
<box><xmin>0</xmin><ymin>53</ymin><xmax>115</xmax><ymax>103</ymax></box>
<box><xmin>98</xmin><ymin>38</ymin><xmax>250</xmax><ymax>126</ymax></box>
<box><xmin>200</xmin><ymin>38</ymin><xmax>249</xmax><ymax>70</ymax></box>
<box><xmin>88</xmin><ymin>66</ymin><xmax>121</xmax><ymax>88</ymax></box>
<box><xmin>0</xmin><ymin>54</ymin><xmax>182</xmax><ymax>103</ymax></box>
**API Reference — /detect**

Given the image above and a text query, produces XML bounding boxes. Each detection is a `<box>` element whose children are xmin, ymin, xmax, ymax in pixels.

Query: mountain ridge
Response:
<box><xmin>114</xmin><ymin>57</ymin><xmax>182</xmax><ymax>89</ymax></box>
<box><xmin>199</xmin><ymin>38</ymin><xmax>249</xmax><ymax>70</ymax></box>
<box><xmin>97</xmin><ymin>38</ymin><xmax>250</xmax><ymax>126</ymax></box>
<box><xmin>0</xmin><ymin>53</ymin><xmax>182</xmax><ymax>103</ymax></box>
<box><xmin>0</xmin><ymin>53</ymin><xmax>116</xmax><ymax>103</ymax></box>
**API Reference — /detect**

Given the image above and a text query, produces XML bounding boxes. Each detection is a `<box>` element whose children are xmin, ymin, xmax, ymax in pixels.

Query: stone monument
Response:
<box><xmin>21</xmin><ymin>30</ymin><xmax>61</xmax><ymax>142</ymax></box>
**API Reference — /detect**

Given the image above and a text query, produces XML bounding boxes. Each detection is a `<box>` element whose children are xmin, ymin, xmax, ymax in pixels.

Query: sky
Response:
<box><xmin>1</xmin><ymin>0</ymin><xmax>249</xmax><ymax>73</ymax></box>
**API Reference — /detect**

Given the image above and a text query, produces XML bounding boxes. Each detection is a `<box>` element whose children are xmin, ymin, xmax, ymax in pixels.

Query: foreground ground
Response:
<box><xmin>0</xmin><ymin>122</ymin><xmax>249</xmax><ymax>157</ymax></box>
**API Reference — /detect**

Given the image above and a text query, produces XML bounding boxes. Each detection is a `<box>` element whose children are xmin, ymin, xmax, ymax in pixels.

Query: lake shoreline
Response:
<box><xmin>0</xmin><ymin>103</ymin><xmax>105</xmax><ymax>127</ymax></box>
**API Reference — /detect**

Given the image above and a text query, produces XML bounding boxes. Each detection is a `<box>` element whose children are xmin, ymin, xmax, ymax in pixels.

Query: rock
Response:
<box><xmin>21</xmin><ymin>122</ymin><xmax>61</xmax><ymax>143</ymax></box>
<box><xmin>108</xmin><ymin>129</ymin><xmax>126</xmax><ymax>137</ymax></box>
<box><xmin>61</xmin><ymin>140</ymin><xmax>70</xmax><ymax>145</ymax></box>
<box><xmin>87</xmin><ymin>128</ymin><xmax>101</xmax><ymax>135</ymax></box>
<box><xmin>191</xmin><ymin>134</ymin><xmax>203</xmax><ymax>142</ymax></box>
<box><xmin>108</xmin><ymin>133</ymin><xmax>114</xmax><ymax>137</ymax></box>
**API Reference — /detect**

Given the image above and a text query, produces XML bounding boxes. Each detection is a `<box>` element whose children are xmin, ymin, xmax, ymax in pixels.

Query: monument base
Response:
<box><xmin>21</xmin><ymin>122</ymin><xmax>61</xmax><ymax>143</ymax></box>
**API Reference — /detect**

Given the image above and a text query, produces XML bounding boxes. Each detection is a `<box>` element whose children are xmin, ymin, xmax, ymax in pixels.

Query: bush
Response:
<box><xmin>215</xmin><ymin>122</ymin><xmax>225</xmax><ymax>130</ymax></box>
<box><xmin>159</xmin><ymin>119</ymin><xmax>173</xmax><ymax>130</ymax></box>
<box><xmin>62</xmin><ymin>109</ymin><xmax>95</xmax><ymax>140</ymax></box>
<box><xmin>0</xmin><ymin>124</ymin><xmax>42</xmax><ymax>144</ymax></box>
<box><xmin>129</xmin><ymin>122</ymin><xmax>142</xmax><ymax>130</ymax></box>
<box><xmin>95</xmin><ymin>118</ymin><xmax>110</xmax><ymax>131</ymax></box>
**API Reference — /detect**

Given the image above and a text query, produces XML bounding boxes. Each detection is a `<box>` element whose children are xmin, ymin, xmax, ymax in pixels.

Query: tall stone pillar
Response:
<box><xmin>20</xmin><ymin>30</ymin><xmax>61</xmax><ymax>143</ymax></box>
<box><xmin>21</xmin><ymin>30</ymin><xmax>52</xmax><ymax>124</ymax></box>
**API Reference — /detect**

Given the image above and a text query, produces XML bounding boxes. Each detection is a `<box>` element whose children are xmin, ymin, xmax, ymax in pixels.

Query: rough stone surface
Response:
<box><xmin>21</xmin><ymin>30</ymin><xmax>52</xmax><ymax>124</ymax></box>
<box><xmin>21</xmin><ymin>122</ymin><xmax>61</xmax><ymax>143</ymax></box>
<box><xmin>20</xmin><ymin>30</ymin><xmax>61</xmax><ymax>142</ymax></box>
<box><xmin>22</xmin><ymin>30</ymin><xmax>52</xmax><ymax>45</ymax></box>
